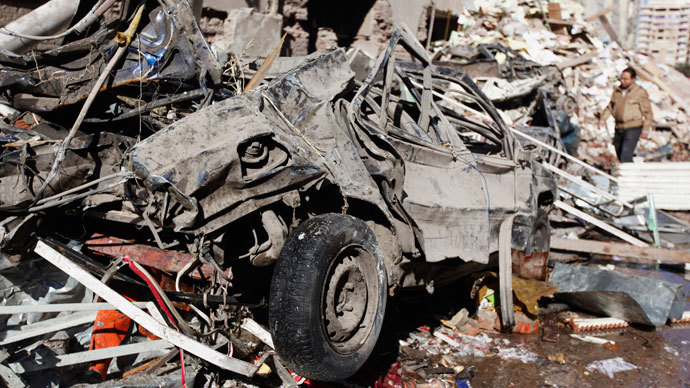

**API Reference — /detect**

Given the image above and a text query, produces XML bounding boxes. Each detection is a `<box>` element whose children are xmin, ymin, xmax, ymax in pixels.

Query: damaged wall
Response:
<box><xmin>200</xmin><ymin>0</ymin><xmax>439</xmax><ymax>58</ymax></box>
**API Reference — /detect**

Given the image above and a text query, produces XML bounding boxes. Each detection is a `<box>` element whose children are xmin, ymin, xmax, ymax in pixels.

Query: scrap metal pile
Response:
<box><xmin>0</xmin><ymin>1</ymin><xmax>688</xmax><ymax>387</ymax></box>
<box><xmin>0</xmin><ymin>1</ymin><xmax>280</xmax><ymax>386</ymax></box>
<box><xmin>0</xmin><ymin>0</ymin><xmax>559</xmax><ymax>385</ymax></box>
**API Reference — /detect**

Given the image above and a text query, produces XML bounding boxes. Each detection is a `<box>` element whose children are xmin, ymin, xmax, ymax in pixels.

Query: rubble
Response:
<box><xmin>211</xmin><ymin>8</ymin><xmax>283</xmax><ymax>63</ymax></box>
<box><xmin>424</xmin><ymin>0</ymin><xmax>690</xmax><ymax>167</ymax></box>
<box><xmin>0</xmin><ymin>0</ymin><xmax>562</xmax><ymax>384</ymax></box>
<box><xmin>1</xmin><ymin>0</ymin><xmax>690</xmax><ymax>386</ymax></box>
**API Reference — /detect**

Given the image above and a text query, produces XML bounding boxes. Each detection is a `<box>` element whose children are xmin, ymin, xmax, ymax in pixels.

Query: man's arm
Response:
<box><xmin>640</xmin><ymin>89</ymin><xmax>653</xmax><ymax>132</ymax></box>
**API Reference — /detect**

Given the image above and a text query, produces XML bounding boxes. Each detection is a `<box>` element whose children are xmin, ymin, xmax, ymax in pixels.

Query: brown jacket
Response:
<box><xmin>601</xmin><ymin>83</ymin><xmax>653</xmax><ymax>131</ymax></box>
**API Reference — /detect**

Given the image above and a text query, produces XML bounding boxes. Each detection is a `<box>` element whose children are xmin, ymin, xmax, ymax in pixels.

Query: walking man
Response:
<box><xmin>598</xmin><ymin>67</ymin><xmax>653</xmax><ymax>163</ymax></box>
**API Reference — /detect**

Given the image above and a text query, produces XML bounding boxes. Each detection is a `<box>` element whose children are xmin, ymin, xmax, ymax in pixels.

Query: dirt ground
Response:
<box><xmin>339</xmin><ymin>262</ymin><xmax>690</xmax><ymax>388</ymax></box>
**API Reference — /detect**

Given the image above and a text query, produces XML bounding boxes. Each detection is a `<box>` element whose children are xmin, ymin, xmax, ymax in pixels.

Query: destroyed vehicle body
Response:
<box><xmin>434</xmin><ymin>43</ymin><xmax>576</xmax><ymax>118</ymax></box>
<box><xmin>0</xmin><ymin>30</ymin><xmax>556</xmax><ymax>381</ymax></box>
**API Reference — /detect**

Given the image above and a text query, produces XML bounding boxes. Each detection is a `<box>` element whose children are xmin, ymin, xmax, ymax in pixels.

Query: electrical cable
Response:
<box><xmin>124</xmin><ymin>257</ymin><xmax>189</xmax><ymax>388</ymax></box>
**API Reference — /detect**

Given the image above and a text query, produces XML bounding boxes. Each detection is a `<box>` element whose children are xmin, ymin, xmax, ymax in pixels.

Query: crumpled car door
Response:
<box><xmin>394</xmin><ymin>128</ymin><xmax>492</xmax><ymax>264</ymax></box>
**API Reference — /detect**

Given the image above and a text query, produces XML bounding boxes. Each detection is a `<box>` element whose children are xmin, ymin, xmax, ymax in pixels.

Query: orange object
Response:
<box><xmin>514</xmin><ymin>311</ymin><xmax>540</xmax><ymax>334</ymax></box>
<box><xmin>88</xmin><ymin>309</ymin><xmax>133</xmax><ymax>380</ymax></box>
<box><xmin>87</xmin><ymin>292</ymin><xmax>159</xmax><ymax>381</ymax></box>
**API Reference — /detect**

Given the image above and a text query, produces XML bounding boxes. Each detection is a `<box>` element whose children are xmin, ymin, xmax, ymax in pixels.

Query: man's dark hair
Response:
<box><xmin>622</xmin><ymin>67</ymin><xmax>637</xmax><ymax>79</ymax></box>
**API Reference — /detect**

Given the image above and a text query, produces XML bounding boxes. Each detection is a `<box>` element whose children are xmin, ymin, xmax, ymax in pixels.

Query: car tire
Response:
<box><xmin>269</xmin><ymin>214</ymin><xmax>387</xmax><ymax>381</ymax></box>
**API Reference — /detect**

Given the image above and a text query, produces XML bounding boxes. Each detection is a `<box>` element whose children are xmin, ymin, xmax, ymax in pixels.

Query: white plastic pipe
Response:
<box><xmin>0</xmin><ymin>0</ymin><xmax>80</xmax><ymax>54</ymax></box>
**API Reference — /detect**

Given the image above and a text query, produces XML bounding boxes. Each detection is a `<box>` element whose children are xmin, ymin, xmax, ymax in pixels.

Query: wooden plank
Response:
<box><xmin>556</xmin><ymin>52</ymin><xmax>596</xmax><ymax>70</ymax></box>
<box><xmin>9</xmin><ymin>340</ymin><xmax>173</xmax><ymax>374</ymax></box>
<box><xmin>551</xmin><ymin>237</ymin><xmax>690</xmax><ymax>264</ymax></box>
<box><xmin>0</xmin><ymin>302</ymin><xmax>149</xmax><ymax>315</ymax></box>
<box><xmin>0</xmin><ymin>312</ymin><xmax>97</xmax><ymax>346</ymax></box>
<box><xmin>510</xmin><ymin>127</ymin><xmax>619</xmax><ymax>182</ymax></box>
<box><xmin>584</xmin><ymin>4</ymin><xmax>617</xmax><ymax>22</ymax></box>
<box><xmin>33</xmin><ymin>240</ymin><xmax>259</xmax><ymax>377</ymax></box>
<box><xmin>547</xmin><ymin>3</ymin><xmax>566</xmax><ymax>34</ymax></box>
<box><xmin>598</xmin><ymin>15</ymin><xmax>622</xmax><ymax>47</ymax></box>
<box><xmin>554</xmin><ymin>200</ymin><xmax>648</xmax><ymax>247</ymax></box>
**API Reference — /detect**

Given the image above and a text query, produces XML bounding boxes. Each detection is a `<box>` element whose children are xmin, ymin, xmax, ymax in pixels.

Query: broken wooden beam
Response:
<box><xmin>598</xmin><ymin>15</ymin><xmax>622</xmax><ymax>47</ymax></box>
<box><xmin>33</xmin><ymin>239</ymin><xmax>259</xmax><ymax>377</ymax></box>
<box><xmin>556</xmin><ymin>52</ymin><xmax>597</xmax><ymax>70</ymax></box>
<box><xmin>9</xmin><ymin>340</ymin><xmax>173</xmax><ymax>374</ymax></box>
<box><xmin>553</xmin><ymin>200</ymin><xmax>648</xmax><ymax>247</ymax></box>
<box><xmin>551</xmin><ymin>237</ymin><xmax>690</xmax><ymax>264</ymax></box>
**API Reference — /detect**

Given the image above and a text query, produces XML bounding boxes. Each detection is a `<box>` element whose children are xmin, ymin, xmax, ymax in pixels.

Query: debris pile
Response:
<box><xmin>0</xmin><ymin>2</ymin><xmax>309</xmax><ymax>386</ymax></box>
<box><xmin>0</xmin><ymin>1</ymin><xmax>688</xmax><ymax>387</ymax></box>
<box><xmin>419</xmin><ymin>0</ymin><xmax>690</xmax><ymax>166</ymax></box>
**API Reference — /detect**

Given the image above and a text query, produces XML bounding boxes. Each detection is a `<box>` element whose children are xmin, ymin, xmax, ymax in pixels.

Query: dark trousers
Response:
<box><xmin>613</xmin><ymin>126</ymin><xmax>642</xmax><ymax>163</ymax></box>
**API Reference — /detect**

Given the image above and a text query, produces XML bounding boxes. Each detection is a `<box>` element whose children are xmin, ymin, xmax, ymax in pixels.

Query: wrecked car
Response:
<box><xmin>0</xmin><ymin>24</ymin><xmax>556</xmax><ymax>383</ymax></box>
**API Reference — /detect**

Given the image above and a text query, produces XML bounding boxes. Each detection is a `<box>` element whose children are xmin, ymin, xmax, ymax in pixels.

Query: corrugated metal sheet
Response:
<box><xmin>614</xmin><ymin>162</ymin><xmax>690</xmax><ymax>210</ymax></box>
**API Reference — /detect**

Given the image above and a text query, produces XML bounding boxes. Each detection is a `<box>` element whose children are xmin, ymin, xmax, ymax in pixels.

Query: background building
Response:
<box><xmin>635</xmin><ymin>0</ymin><xmax>690</xmax><ymax>64</ymax></box>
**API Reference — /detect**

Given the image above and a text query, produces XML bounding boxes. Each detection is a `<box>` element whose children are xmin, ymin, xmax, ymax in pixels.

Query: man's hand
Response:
<box><xmin>640</xmin><ymin>131</ymin><xmax>649</xmax><ymax>140</ymax></box>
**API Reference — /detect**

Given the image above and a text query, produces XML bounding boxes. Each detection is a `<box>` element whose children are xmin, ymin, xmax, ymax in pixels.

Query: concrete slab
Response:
<box><xmin>212</xmin><ymin>7</ymin><xmax>283</xmax><ymax>62</ymax></box>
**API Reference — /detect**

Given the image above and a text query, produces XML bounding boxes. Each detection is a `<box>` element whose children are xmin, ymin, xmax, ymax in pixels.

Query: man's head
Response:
<box><xmin>620</xmin><ymin>67</ymin><xmax>636</xmax><ymax>89</ymax></box>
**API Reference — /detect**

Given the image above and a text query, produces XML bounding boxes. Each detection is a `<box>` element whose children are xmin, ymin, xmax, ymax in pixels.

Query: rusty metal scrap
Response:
<box><xmin>84</xmin><ymin>234</ymin><xmax>227</xmax><ymax>281</ymax></box>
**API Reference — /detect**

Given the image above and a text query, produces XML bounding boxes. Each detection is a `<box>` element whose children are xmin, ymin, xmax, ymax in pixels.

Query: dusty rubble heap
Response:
<box><xmin>0</xmin><ymin>1</ymin><xmax>689</xmax><ymax>387</ymax></box>
<box><xmin>420</xmin><ymin>0</ymin><xmax>690</xmax><ymax>166</ymax></box>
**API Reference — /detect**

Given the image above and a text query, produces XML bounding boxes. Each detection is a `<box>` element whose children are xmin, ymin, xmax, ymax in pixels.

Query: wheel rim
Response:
<box><xmin>322</xmin><ymin>245</ymin><xmax>379</xmax><ymax>354</ymax></box>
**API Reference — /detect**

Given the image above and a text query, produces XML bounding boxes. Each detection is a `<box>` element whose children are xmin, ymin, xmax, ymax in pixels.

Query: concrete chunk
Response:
<box><xmin>212</xmin><ymin>8</ymin><xmax>283</xmax><ymax>62</ymax></box>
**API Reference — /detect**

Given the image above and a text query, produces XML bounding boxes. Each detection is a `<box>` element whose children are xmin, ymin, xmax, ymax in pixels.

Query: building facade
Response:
<box><xmin>635</xmin><ymin>0</ymin><xmax>690</xmax><ymax>64</ymax></box>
